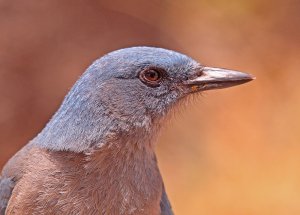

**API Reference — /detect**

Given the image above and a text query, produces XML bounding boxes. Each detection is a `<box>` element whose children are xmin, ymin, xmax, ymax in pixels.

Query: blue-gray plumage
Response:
<box><xmin>0</xmin><ymin>47</ymin><xmax>253</xmax><ymax>215</ymax></box>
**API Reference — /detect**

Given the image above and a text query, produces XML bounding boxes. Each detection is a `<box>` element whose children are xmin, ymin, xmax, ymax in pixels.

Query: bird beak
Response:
<box><xmin>185</xmin><ymin>67</ymin><xmax>255</xmax><ymax>92</ymax></box>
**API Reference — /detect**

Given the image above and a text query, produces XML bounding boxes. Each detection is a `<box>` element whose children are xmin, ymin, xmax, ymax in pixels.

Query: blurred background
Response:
<box><xmin>0</xmin><ymin>0</ymin><xmax>299</xmax><ymax>214</ymax></box>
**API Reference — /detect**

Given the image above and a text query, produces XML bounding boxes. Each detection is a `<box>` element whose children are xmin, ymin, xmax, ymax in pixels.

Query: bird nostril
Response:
<box><xmin>187</xmin><ymin>68</ymin><xmax>204</xmax><ymax>81</ymax></box>
<box><xmin>196</xmin><ymin>68</ymin><xmax>204</xmax><ymax>77</ymax></box>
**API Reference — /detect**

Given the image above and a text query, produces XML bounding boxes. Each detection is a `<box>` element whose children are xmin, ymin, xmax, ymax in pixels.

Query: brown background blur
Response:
<box><xmin>1</xmin><ymin>0</ymin><xmax>300</xmax><ymax>214</ymax></box>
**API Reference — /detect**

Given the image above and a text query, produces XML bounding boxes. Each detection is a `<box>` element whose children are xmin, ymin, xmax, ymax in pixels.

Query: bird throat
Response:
<box><xmin>22</xmin><ymin>137</ymin><xmax>163</xmax><ymax>214</ymax></box>
<box><xmin>29</xmin><ymin>88</ymin><xmax>164</xmax><ymax>213</ymax></box>
<box><xmin>30</xmin><ymin>108</ymin><xmax>164</xmax><ymax>213</ymax></box>
<box><xmin>81</xmin><ymin>137</ymin><xmax>163</xmax><ymax>214</ymax></box>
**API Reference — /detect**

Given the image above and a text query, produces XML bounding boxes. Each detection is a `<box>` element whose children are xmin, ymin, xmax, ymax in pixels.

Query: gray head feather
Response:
<box><xmin>32</xmin><ymin>47</ymin><xmax>199</xmax><ymax>152</ymax></box>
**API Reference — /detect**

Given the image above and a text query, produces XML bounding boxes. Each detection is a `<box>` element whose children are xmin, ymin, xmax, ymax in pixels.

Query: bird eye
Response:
<box><xmin>139</xmin><ymin>68</ymin><xmax>163</xmax><ymax>86</ymax></box>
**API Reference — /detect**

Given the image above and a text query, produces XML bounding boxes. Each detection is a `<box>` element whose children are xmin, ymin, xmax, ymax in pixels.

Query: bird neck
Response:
<box><xmin>31</xmin><ymin>109</ymin><xmax>163</xmax><ymax>212</ymax></box>
<box><xmin>83</xmin><ymin>144</ymin><xmax>163</xmax><ymax>214</ymax></box>
<box><xmin>31</xmin><ymin>81</ymin><xmax>163</xmax><ymax>152</ymax></box>
<box><xmin>34</xmin><ymin>137</ymin><xmax>163</xmax><ymax>214</ymax></box>
<box><xmin>32</xmin><ymin>111</ymin><xmax>159</xmax><ymax>153</ymax></box>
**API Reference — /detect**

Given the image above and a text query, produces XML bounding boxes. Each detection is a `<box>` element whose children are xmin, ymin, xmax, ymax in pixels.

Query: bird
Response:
<box><xmin>0</xmin><ymin>47</ymin><xmax>254</xmax><ymax>215</ymax></box>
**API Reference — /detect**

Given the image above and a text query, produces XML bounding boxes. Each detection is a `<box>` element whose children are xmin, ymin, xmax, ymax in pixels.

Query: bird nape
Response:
<box><xmin>0</xmin><ymin>47</ymin><xmax>254</xmax><ymax>215</ymax></box>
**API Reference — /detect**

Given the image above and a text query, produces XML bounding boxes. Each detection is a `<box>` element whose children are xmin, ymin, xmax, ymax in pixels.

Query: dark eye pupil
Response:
<box><xmin>146</xmin><ymin>71</ymin><xmax>159</xmax><ymax>80</ymax></box>
<box><xmin>139</xmin><ymin>68</ymin><xmax>164</xmax><ymax>86</ymax></box>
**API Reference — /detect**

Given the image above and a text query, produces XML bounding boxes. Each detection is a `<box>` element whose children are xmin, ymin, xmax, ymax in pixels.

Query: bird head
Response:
<box><xmin>87</xmin><ymin>47</ymin><xmax>254</xmax><ymax>126</ymax></box>
<box><xmin>34</xmin><ymin>47</ymin><xmax>254</xmax><ymax>152</ymax></box>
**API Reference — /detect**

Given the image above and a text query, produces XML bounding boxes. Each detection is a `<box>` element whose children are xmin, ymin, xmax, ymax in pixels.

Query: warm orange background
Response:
<box><xmin>1</xmin><ymin>0</ymin><xmax>300</xmax><ymax>214</ymax></box>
